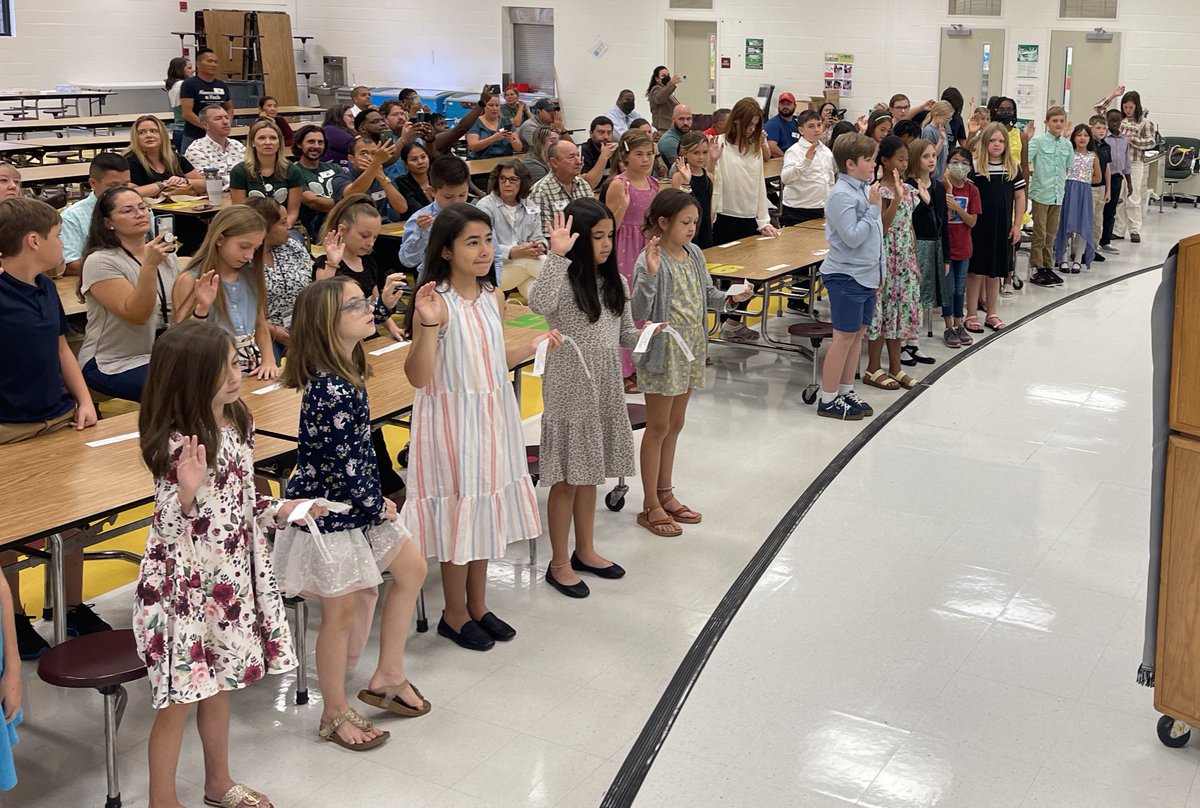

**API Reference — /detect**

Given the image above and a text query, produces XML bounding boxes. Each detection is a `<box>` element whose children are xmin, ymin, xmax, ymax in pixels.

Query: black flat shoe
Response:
<box><xmin>476</xmin><ymin>612</ymin><xmax>516</xmax><ymax>641</ymax></box>
<box><xmin>571</xmin><ymin>552</ymin><xmax>626</xmax><ymax>579</ymax></box>
<box><xmin>437</xmin><ymin>616</ymin><xmax>495</xmax><ymax>651</ymax></box>
<box><xmin>546</xmin><ymin>565</ymin><xmax>590</xmax><ymax>598</ymax></box>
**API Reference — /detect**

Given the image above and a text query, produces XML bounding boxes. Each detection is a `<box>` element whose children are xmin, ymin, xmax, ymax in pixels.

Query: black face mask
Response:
<box><xmin>619</xmin><ymin>100</ymin><xmax>635</xmax><ymax>114</ymax></box>
<box><xmin>660</xmin><ymin>75</ymin><xmax>671</xmax><ymax>86</ymax></box>
<box><xmin>995</xmin><ymin>111</ymin><xmax>1016</xmax><ymax>126</ymax></box>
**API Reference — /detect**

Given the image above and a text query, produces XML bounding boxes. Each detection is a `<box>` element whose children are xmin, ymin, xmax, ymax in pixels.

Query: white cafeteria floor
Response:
<box><xmin>9</xmin><ymin>208</ymin><xmax>1200</xmax><ymax>808</ymax></box>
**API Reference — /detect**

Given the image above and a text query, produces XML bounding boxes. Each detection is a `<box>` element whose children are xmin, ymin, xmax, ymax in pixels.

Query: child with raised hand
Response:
<box><xmin>273</xmin><ymin>277</ymin><xmax>429</xmax><ymax>751</ymax></box>
<box><xmin>314</xmin><ymin>192</ymin><xmax>409</xmax><ymax>341</ymax></box>
<box><xmin>941</xmin><ymin>147</ymin><xmax>981</xmax><ymax>347</ymax></box>
<box><xmin>403</xmin><ymin>203</ymin><xmax>560</xmax><ymax>651</ymax></box>
<box><xmin>135</xmin><ymin>321</ymin><xmax>302</xmax><ymax>808</ymax></box>
<box><xmin>0</xmin><ymin>571</ymin><xmax>21</xmax><ymax>792</ymax></box>
<box><xmin>631</xmin><ymin>189</ymin><xmax>752</xmax><ymax>536</ymax></box>
<box><xmin>531</xmin><ymin>201</ymin><xmax>655</xmax><ymax>597</ymax></box>
<box><xmin>605</xmin><ymin>129</ymin><xmax>661</xmax><ymax>392</ymax></box>
<box><xmin>966</xmin><ymin>123</ymin><xmax>1026</xmax><ymax>333</ymax></box>
<box><xmin>1053</xmin><ymin>123</ymin><xmax>1101</xmax><ymax>274</ymax></box>
<box><xmin>172</xmin><ymin>206</ymin><xmax>279</xmax><ymax>379</ymax></box>
<box><xmin>903</xmin><ymin>138</ymin><xmax>948</xmax><ymax>368</ymax></box>
<box><xmin>862</xmin><ymin>136</ymin><xmax>921</xmax><ymax>391</ymax></box>
<box><xmin>671</xmin><ymin>131</ymin><xmax>714</xmax><ymax>249</ymax></box>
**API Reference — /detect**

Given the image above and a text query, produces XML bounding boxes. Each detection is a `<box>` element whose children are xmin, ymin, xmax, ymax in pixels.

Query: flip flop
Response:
<box><xmin>985</xmin><ymin>315</ymin><xmax>1007</xmax><ymax>331</ymax></box>
<box><xmin>358</xmin><ymin>680</ymin><xmax>431</xmax><ymax>717</ymax></box>
<box><xmin>637</xmin><ymin>507</ymin><xmax>682</xmax><ymax>537</ymax></box>
<box><xmin>319</xmin><ymin>709</ymin><xmax>389</xmax><ymax>751</ymax></box>
<box><xmin>889</xmin><ymin>371</ymin><xmax>919</xmax><ymax>390</ymax></box>
<box><xmin>204</xmin><ymin>785</ymin><xmax>270</xmax><ymax>808</ymax></box>
<box><xmin>862</xmin><ymin>368</ymin><xmax>900</xmax><ymax>390</ymax></box>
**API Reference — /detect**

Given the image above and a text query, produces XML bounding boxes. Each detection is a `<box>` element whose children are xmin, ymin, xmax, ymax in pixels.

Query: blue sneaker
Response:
<box><xmin>816</xmin><ymin>395</ymin><xmax>863</xmax><ymax>421</ymax></box>
<box><xmin>842</xmin><ymin>390</ymin><xmax>874</xmax><ymax>417</ymax></box>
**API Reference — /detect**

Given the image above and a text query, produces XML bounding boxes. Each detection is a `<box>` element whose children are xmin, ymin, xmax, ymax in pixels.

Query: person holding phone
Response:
<box><xmin>518</xmin><ymin>98</ymin><xmax>564</xmax><ymax>151</ymax></box>
<box><xmin>466</xmin><ymin>94</ymin><xmax>522</xmax><ymax>158</ymax></box>
<box><xmin>647</xmin><ymin>66</ymin><xmax>684</xmax><ymax>131</ymax></box>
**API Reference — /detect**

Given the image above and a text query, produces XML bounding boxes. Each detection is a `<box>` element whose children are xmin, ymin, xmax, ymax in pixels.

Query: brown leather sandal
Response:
<box><xmin>318</xmin><ymin>708</ymin><xmax>389</xmax><ymax>751</ymax></box>
<box><xmin>637</xmin><ymin>506</ymin><xmax>682</xmax><ymax>537</ymax></box>
<box><xmin>657</xmin><ymin>487</ymin><xmax>701</xmax><ymax>524</ymax></box>
<box><xmin>358</xmin><ymin>680</ymin><xmax>431</xmax><ymax>717</ymax></box>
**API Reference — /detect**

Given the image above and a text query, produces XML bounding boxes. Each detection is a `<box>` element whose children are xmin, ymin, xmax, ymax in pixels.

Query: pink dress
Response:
<box><xmin>614</xmin><ymin>172</ymin><xmax>659</xmax><ymax>377</ymax></box>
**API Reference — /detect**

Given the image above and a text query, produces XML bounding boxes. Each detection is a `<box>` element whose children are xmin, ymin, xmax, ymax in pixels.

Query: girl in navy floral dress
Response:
<box><xmin>273</xmin><ymin>276</ymin><xmax>429</xmax><ymax>752</ymax></box>
<box><xmin>135</xmin><ymin>321</ymin><xmax>300</xmax><ymax>808</ymax></box>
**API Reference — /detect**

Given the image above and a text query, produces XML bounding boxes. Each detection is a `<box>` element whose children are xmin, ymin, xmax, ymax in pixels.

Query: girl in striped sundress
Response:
<box><xmin>402</xmin><ymin>203</ymin><xmax>562</xmax><ymax>652</ymax></box>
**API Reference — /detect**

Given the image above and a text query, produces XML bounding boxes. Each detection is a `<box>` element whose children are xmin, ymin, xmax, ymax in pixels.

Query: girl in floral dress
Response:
<box><xmin>403</xmin><ymin>203</ymin><xmax>560</xmax><ymax>652</ymax></box>
<box><xmin>273</xmin><ymin>277</ymin><xmax>429</xmax><ymax>752</ymax></box>
<box><xmin>863</xmin><ymin>136</ymin><xmax>921</xmax><ymax>391</ymax></box>
<box><xmin>135</xmin><ymin>321</ymin><xmax>301</xmax><ymax>808</ymax></box>
<box><xmin>604</xmin><ymin>129</ymin><xmax>660</xmax><ymax>392</ymax></box>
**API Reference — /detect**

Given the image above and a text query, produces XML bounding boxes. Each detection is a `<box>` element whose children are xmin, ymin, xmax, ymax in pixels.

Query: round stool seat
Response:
<box><xmin>626</xmin><ymin>403</ymin><xmax>647</xmax><ymax>430</ymax></box>
<box><xmin>787</xmin><ymin>322</ymin><xmax>833</xmax><ymax>339</ymax></box>
<box><xmin>38</xmin><ymin>629</ymin><xmax>146</xmax><ymax>690</ymax></box>
<box><xmin>525</xmin><ymin>445</ymin><xmax>541</xmax><ymax>478</ymax></box>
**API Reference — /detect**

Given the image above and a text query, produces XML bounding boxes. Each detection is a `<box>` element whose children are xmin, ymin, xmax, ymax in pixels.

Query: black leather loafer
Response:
<box><xmin>476</xmin><ymin>612</ymin><xmax>516</xmax><ymax>641</ymax></box>
<box><xmin>570</xmin><ymin>552</ymin><xmax>626</xmax><ymax>579</ymax></box>
<box><xmin>437</xmin><ymin>616</ymin><xmax>495</xmax><ymax>651</ymax></box>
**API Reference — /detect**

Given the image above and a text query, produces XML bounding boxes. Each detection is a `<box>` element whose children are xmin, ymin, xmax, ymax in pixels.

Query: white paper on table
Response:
<box><xmin>368</xmin><ymin>340</ymin><xmax>411</xmax><ymax>356</ymax></box>
<box><xmin>756</xmin><ymin>236</ymin><xmax>774</xmax><ymax>241</ymax></box>
<box><xmin>251</xmin><ymin>383</ymin><xmax>281</xmax><ymax>396</ymax></box>
<box><xmin>717</xmin><ymin>241</ymin><xmax>741</xmax><ymax>248</ymax></box>
<box><xmin>764</xmin><ymin>263</ymin><xmax>790</xmax><ymax>272</ymax></box>
<box><xmin>725</xmin><ymin>282</ymin><xmax>751</xmax><ymax>297</ymax></box>
<box><xmin>86</xmin><ymin>431</ymin><xmax>139</xmax><ymax>448</ymax></box>
<box><xmin>811</xmin><ymin>249</ymin><xmax>829</xmax><ymax>256</ymax></box>
<box><xmin>287</xmin><ymin>498</ymin><xmax>353</xmax><ymax>564</ymax></box>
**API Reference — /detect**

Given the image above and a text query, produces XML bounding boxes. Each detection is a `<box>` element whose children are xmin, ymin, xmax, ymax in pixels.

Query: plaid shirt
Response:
<box><xmin>184</xmin><ymin>135</ymin><xmax>246</xmax><ymax>189</ymax></box>
<box><xmin>528</xmin><ymin>173</ymin><xmax>593</xmax><ymax>234</ymax></box>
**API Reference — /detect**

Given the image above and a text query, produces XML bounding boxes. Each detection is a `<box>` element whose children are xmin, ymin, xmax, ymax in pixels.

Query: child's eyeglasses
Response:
<box><xmin>341</xmin><ymin>297</ymin><xmax>373</xmax><ymax>313</ymax></box>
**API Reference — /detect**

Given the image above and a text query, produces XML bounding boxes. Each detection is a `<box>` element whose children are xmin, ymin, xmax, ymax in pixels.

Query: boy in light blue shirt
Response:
<box><xmin>1027</xmin><ymin>105</ymin><xmax>1072</xmax><ymax>286</ymax></box>
<box><xmin>817</xmin><ymin>132</ymin><xmax>885</xmax><ymax>421</ymax></box>
<box><xmin>398</xmin><ymin>155</ymin><xmax>472</xmax><ymax>273</ymax></box>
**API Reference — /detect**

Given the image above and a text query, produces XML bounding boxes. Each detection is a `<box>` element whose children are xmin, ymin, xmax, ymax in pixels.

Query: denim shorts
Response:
<box><xmin>822</xmin><ymin>272</ymin><xmax>877</xmax><ymax>333</ymax></box>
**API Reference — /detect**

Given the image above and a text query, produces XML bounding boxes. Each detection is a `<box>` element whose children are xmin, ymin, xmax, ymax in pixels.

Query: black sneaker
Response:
<box><xmin>1046</xmin><ymin>268</ymin><xmax>1065</xmax><ymax>285</ymax></box>
<box><xmin>1030</xmin><ymin>268</ymin><xmax>1055</xmax><ymax>287</ymax></box>
<box><xmin>842</xmin><ymin>390</ymin><xmax>874</xmax><ymax>417</ymax></box>
<box><xmin>816</xmin><ymin>395</ymin><xmax>864</xmax><ymax>421</ymax></box>
<box><xmin>66</xmin><ymin>603</ymin><xmax>112</xmax><ymax>637</ymax></box>
<box><xmin>15</xmin><ymin>613</ymin><xmax>50</xmax><ymax>660</ymax></box>
<box><xmin>1093</xmin><ymin>253</ymin><xmax>1106</xmax><ymax>263</ymax></box>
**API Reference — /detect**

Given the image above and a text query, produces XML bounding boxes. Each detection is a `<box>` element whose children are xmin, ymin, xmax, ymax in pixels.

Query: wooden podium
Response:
<box><xmin>195</xmin><ymin>9</ymin><xmax>299</xmax><ymax>107</ymax></box>
<box><xmin>1156</xmin><ymin>234</ymin><xmax>1200</xmax><ymax>743</ymax></box>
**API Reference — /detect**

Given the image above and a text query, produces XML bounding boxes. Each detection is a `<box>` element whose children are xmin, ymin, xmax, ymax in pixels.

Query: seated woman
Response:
<box><xmin>474</xmin><ymin>159</ymin><xmax>545</xmax><ymax>299</ymax></box>
<box><xmin>257</xmin><ymin>95</ymin><xmax>294</xmax><ymax>147</ymax></box>
<box><xmin>524</xmin><ymin>125</ymin><xmax>558</xmax><ymax>183</ymax></box>
<box><xmin>466</xmin><ymin>94</ymin><xmax>522</xmax><ymax>158</ymax></box>
<box><xmin>245</xmin><ymin>197</ymin><xmax>312</xmax><ymax>361</ymax></box>
<box><xmin>500</xmin><ymin>85</ymin><xmax>528</xmax><ymax>127</ymax></box>
<box><xmin>0</xmin><ymin>161</ymin><xmax>20</xmax><ymax>199</ymax></box>
<box><xmin>230</xmin><ymin>119</ymin><xmax>303</xmax><ymax>229</ymax></box>
<box><xmin>125</xmin><ymin>115</ymin><xmax>205</xmax><ymax>197</ymax></box>
<box><xmin>393</xmin><ymin>141</ymin><xmax>433</xmax><ymax>217</ymax></box>
<box><xmin>78</xmin><ymin>187</ymin><xmax>181</xmax><ymax>401</ymax></box>
<box><xmin>322</xmin><ymin>103</ymin><xmax>357</xmax><ymax>165</ymax></box>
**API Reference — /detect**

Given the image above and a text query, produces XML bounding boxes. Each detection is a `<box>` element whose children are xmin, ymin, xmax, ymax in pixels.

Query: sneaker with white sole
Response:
<box><xmin>816</xmin><ymin>395</ymin><xmax>863</xmax><ymax>421</ymax></box>
<box><xmin>1100</xmin><ymin>243</ymin><xmax>1119</xmax><ymax>254</ymax></box>
<box><xmin>841</xmin><ymin>390</ymin><xmax>874</xmax><ymax>417</ymax></box>
<box><xmin>943</xmin><ymin>328</ymin><xmax>961</xmax><ymax>348</ymax></box>
<box><xmin>720</xmin><ymin>321</ymin><xmax>761</xmax><ymax>343</ymax></box>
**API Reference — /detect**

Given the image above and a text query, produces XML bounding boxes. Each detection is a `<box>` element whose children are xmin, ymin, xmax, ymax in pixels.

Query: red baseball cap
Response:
<box><xmin>779</xmin><ymin>92</ymin><xmax>796</xmax><ymax>102</ymax></box>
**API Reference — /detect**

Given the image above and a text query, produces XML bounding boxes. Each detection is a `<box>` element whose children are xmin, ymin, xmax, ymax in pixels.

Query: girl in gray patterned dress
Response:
<box><xmin>529</xmin><ymin>199</ymin><xmax>646</xmax><ymax>598</ymax></box>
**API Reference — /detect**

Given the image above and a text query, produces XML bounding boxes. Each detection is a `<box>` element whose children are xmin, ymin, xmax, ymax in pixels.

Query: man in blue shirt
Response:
<box><xmin>60</xmin><ymin>152</ymin><xmax>130</xmax><ymax>276</ymax></box>
<box><xmin>399</xmin><ymin>155</ymin><xmax>476</xmax><ymax>274</ymax></box>
<box><xmin>764</xmin><ymin>92</ymin><xmax>801</xmax><ymax>159</ymax></box>
<box><xmin>656</xmin><ymin>104</ymin><xmax>692</xmax><ymax>163</ymax></box>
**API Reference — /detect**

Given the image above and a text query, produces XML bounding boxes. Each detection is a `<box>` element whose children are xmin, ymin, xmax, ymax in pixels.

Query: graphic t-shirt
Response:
<box><xmin>180</xmin><ymin>76</ymin><xmax>231</xmax><ymax>139</ymax></box>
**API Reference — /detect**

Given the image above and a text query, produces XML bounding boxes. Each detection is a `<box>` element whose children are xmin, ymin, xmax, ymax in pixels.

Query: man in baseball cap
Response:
<box><xmin>519</xmin><ymin>96</ymin><xmax>563</xmax><ymax>150</ymax></box>
<box><xmin>764</xmin><ymin>91</ymin><xmax>800</xmax><ymax>158</ymax></box>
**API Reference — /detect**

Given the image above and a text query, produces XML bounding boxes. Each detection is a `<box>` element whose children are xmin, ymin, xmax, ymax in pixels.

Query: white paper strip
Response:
<box><xmin>251</xmin><ymin>383</ymin><xmax>281</xmax><ymax>396</ymax></box>
<box><xmin>765</xmin><ymin>263</ymin><xmax>790</xmax><ymax>272</ymax></box>
<box><xmin>717</xmin><ymin>241</ymin><xmax>741</xmax><ymax>248</ymax></box>
<box><xmin>725</xmin><ymin>282</ymin><xmax>751</xmax><ymax>297</ymax></box>
<box><xmin>662</xmin><ymin>326</ymin><xmax>696</xmax><ymax>362</ymax></box>
<box><xmin>756</xmin><ymin>236</ymin><xmax>774</xmax><ymax>241</ymax></box>
<box><xmin>86</xmin><ymin>431</ymin><xmax>139</xmax><ymax>447</ymax></box>
<box><xmin>368</xmin><ymin>340</ymin><xmax>411</xmax><ymax>356</ymax></box>
<box><xmin>812</xmin><ymin>249</ymin><xmax>829</xmax><ymax>256</ymax></box>
<box><xmin>633</xmin><ymin>322</ymin><xmax>662</xmax><ymax>355</ymax></box>
<box><xmin>531</xmin><ymin>338</ymin><xmax>549</xmax><ymax>376</ymax></box>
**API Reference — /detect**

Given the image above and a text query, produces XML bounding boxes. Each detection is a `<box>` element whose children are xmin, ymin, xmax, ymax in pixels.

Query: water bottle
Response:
<box><xmin>203</xmin><ymin>167</ymin><xmax>223</xmax><ymax>206</ymax></box>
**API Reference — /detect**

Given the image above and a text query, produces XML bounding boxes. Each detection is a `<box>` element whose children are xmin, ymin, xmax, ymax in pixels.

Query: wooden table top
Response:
<box><xmin>55</xmin><ymin>275</ymin><xmax>85</xmax><ymax>316</ymax></box>
<box><xmin>0</xmin><ymin>411</ymin><xmax>295</xmax><ymax>545</ymax></box>
<box><xmin>466</xmin><ymin>156</ymin><xmax>511</xmax><ymax>176</ymax></box>
<box><xmin>704</xmin><ymin>226</ymin><xmax>830</xmax><ymax>281</ymax></box>
<box><xmin>795</xmin><ymin>217</ymin><xmax>826</xmax><ymax>231</ymax></box>
<box><xmin>0</xmin><ymin>106</ymin><xmax>319</xmax><ymax>136</ymax></box>
<box><xmin>764</xmin><ymin>156</ymin><xmax>782</xmax><ymax>181</ymax></box>
<box><xmin>243</xmin><ymin>320</ymin><xmax>545</xmax><ymax>439</ymax></box>
<box><xmin>0</xmin><ymin>90</ymin><xmax>115</xmax><ymax>102</ymax></box>
<box><xmin>152</xmin><ymin>195</ymin><xmax>233</xmax><ymax>217</ymax></box>
<box><xmin>12</xmin><ymin>127</ymin><xmax>252</xmax><ymax>155</ymax></box>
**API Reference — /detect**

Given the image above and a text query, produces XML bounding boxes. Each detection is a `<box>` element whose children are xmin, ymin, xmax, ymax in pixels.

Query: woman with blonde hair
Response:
<box><xmin>230</xmin><ymin>119</ymin><xmax>303</xmax><ymax>229</ymax></box>
<box><xmin>524</xmin><ymin>125</ymin><xmax>558</xmax><ymax>183</ymax></box>
<box><xmin>125</xmin><ymin>115</ymin><xmax>205</xmax><ymax>198</ymax></box>
<box><xmin>171</xmin><ymin>205</ymin><xmax>278</xmax><ymax>378</ymax></box>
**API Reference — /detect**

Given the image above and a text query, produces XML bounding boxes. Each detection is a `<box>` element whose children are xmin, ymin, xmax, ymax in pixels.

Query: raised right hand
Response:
<box><xmin>193</xmin><ymin>270</ymin><xmax>219</xmax><ymax>312</ymax></box>
<box><xmin>644</xmin><ymin>236</ymin><xmax>662</xmax><ymax>276</ymax></box>
<box><xmin>548</xmin><ymin>211</ymin><xmax>578</xmax><ymax>256</ymax></box>
<box><xmin>323</xmin><ymin>228</ymin><xmax>345</xmax><ymax>267</ymax></box>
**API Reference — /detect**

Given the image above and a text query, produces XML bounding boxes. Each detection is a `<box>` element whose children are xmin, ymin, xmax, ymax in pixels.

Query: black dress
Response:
<box><xmin>969</xmin><ymin>163</ymin><xmax>1027</xmax><ymax>278</ymax></box>
<box><xmin>690</xmin><ymin>170</ymin><xmax>714</xmax><ymax>249</ymax></box>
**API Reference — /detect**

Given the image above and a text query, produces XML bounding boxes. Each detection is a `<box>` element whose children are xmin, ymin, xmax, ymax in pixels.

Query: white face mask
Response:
<box><xmin>948</xmin><ymin>163</ymin><xmax>971</xmax><ymax>180</ymax></box>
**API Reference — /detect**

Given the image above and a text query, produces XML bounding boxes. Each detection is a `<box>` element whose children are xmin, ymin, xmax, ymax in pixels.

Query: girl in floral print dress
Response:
<box><xmin>136</xmin><ymin>321</ymin><xmax>304</xmax><ymax>808</ymax></box>
<box><xmin>273</xmin><ymin>277</ymin><xmax>429</xmax><ymax>752</ymax></box>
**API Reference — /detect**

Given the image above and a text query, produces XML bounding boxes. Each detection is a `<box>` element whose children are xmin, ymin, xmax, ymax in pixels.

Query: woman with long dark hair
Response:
<box><xmin>646</xmin><ymin>65</ymin><xmax>682</xmax><ymax>131</ymax></box>
<box><xmin>164</xmin><ymin>56</ymin><xmax>192</xmax><ymax>153</ymax></box>
<box><xmin>322</xmin><ymin>103</ymin><xmax>357</xmax><ymax>165</ymax></box>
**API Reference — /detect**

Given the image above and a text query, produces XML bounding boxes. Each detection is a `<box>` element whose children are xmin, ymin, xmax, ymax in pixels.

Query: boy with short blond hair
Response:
<box><xmin>1027</xmin><ymin>106</ymin><xmax>1072</xmax><ymax>287</ymax></box>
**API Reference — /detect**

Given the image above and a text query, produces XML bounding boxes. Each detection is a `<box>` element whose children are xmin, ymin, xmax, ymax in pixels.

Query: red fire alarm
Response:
<box><xmin>179</xmin><ymin>1</ymin><xmax>188</xmax><ymax>10</ymax></box>
<box><xmin>721</xmin><ymin>57</ymin><xmax>731</xmax><ymax>69</ymax></box>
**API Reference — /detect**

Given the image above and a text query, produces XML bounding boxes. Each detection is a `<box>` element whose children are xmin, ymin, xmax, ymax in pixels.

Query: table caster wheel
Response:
<box><xmin>1013</xmin><ymin>277</ymin><xmax>1024</xmax><ymax>291</ymax></box>
<box><xmin>802</xmin><ymin>385</ymin><xmax>818</xmax><ymax>405</ymax></box>
<box><xmin>397</xmin><ymin>444</ymin><xmax>409</xmax><ymax>468</ymax></box>
<box><xmin>1158</xmin><ymin>715</ymin><xmax>1191</xmax><ymax>748</ymax></box>
<box><xmin>605</xmin><ymin>491</ymin><xmax>625</xmax><ymax>511</ymax></box>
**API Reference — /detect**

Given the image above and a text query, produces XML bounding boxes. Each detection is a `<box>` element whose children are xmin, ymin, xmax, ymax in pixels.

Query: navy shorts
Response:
<box><xmin>823</xmin><ymin>272</ymin><xmax>876</xmax><ymax>333</ymax></box>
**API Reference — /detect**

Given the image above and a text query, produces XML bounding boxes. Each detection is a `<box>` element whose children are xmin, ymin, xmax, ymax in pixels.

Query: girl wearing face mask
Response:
<box><xmin>940</xmin><ymin>148</ymin><xmax>981</xmax><ymax>347</ymax></box>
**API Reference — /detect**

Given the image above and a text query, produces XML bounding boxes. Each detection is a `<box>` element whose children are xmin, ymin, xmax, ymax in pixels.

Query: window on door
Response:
<box><xmin>513</xmin><ymin>23</ymin><xmax>554</xmax><ymax>92</ymax></box>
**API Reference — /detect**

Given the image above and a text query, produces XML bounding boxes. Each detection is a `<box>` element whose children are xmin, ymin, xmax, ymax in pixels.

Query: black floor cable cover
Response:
<box><xmin>602</xmin><ymin>263</ymin><xmax>1164</xmax><ymax>807</ymax></box>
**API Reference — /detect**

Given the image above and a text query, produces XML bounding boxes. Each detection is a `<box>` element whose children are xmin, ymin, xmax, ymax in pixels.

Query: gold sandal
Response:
<box><xmin>204</xmin><ymin>784</ymin><xmax>269</xmax><ymax>808</ymax></box>
<box><xmin>358</xmin><ymin>680</ymin><xmax>431</xmax><ymax>717</ymax></box>
<box><xmin>318</xmin><ymin>708</ymin><xmax>389</xmax><ymax>751</ymax></box>
<box><xmin>862</xmin><ymin>369</ymin><xmax>900</xmax><ymax>390</ymax></box>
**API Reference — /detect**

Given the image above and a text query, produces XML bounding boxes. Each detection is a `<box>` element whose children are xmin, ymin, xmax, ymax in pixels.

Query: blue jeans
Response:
<box><xmin>82</xmin><ymin>358</ymin><xmax>147</xmax><ymax>402</ymax></box>
<box><xmin>942</xmin><ymin>259</ymin><xmax>969</xmax><ymax>319</ymax></box>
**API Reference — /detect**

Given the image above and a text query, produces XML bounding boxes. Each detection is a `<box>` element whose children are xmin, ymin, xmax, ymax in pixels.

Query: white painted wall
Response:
<box><xmin>1</xmin><ymin>0</ymin><xmax>1197</xmax><ymax>134</ymax></box>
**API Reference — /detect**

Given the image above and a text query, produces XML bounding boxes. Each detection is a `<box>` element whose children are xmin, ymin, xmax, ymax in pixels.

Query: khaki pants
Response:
<box><xmin>0</xmin><ymin>408</ymin><xmax>74</xmax><ymax>445</ymax></box>
<box><xmin>1091</xmin><ymin>185</ymin><xmax>1105</xmax><ymax>245</ymax></box>
<box><xmin>500</xmin><ymin>256</ymin><xmax>544</xmax><ymax>300</ymax></box>
<box><xmin>1030</xmin><ymin>201</ymin><xmax>1061</xmax><ymax>269</ymax></box>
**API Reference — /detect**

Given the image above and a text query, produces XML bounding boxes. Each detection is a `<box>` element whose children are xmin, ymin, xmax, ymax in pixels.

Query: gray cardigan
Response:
<box><xmin>631</xmin><ymin>242</ymin><xmax>726</xmax><ymax>375</ymax></box>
